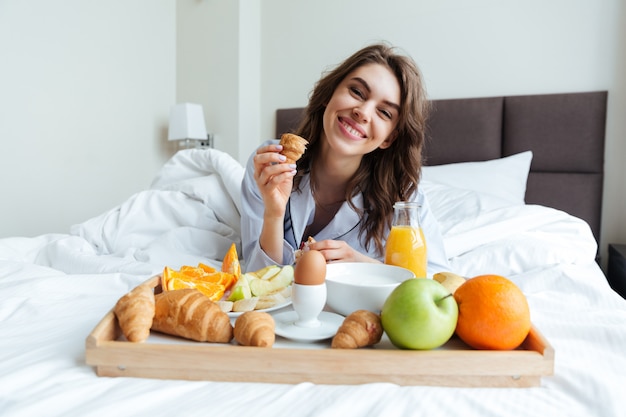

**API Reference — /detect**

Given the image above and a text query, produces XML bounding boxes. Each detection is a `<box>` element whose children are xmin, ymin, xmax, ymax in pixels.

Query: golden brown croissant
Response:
<box><xmin>233</xmin><ymin>311</ymin><xmax>275</xmax><ymax>347</ymax></box>
<box><xmin>331</xmin><ymin>310</ymin><xmax>383</xmax><ymax>349</ymax></box>
<box><xmin>113</xmin><ymin>284</ymin><xmax>155</xmax><ymax>343</ymax></box>
<box><xmin>152</xmin><ymin>289</ymin><xmax>233</xmax><ymax>343</ymax></box>
<box><xmin>279</xmin><ymin>133</ymin><xmax>308</xmax><ymax>164</ymax></box>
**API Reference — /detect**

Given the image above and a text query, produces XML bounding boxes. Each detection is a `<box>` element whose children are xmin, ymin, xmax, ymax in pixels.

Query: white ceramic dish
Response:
<box><xmin>325</xmin><ymin>263</ymin><xmax>415</xmax><ymax>316</ymax></box>
<box><xmin>227</xmin><ymin>299</ymin><xmax>291</xmax><ymax>318</ymax></box>
<box><xmin>273</xmin><ymin>310</ymin><xmax>344</xmax><ymax>342</ymax></box>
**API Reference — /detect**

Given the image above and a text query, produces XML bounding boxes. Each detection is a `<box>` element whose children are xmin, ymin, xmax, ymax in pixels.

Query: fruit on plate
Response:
<box><xmin>161</xmin><ymin>245</ymin><xmax>242</xmax><ymax>302</ymax></box>
<box><xmin>221</xmin><ymin>243</ymin><xmax>242</xmax><ymax>278</ymax></box>
<box><xmin>254</xmin><ymin>265</ymin><xmax>282</xmax><ymax>280</ymax></box>
<box><xmin>227</xmin><ymin>274</ymin><xmax>252</xmax><ymax>302</ymax></box>
<box><xmin>381</xmin><ymin>278</ymin><xmax>458</xmax><ymax>350</ymax></box>
<box><xmin>162</xmin><ymin>266</ymin><xmax>234</xmax><ymax>301</ymax></box>
<box><xmin>454</xmin><ymin>274</ymin><xmax>531</xmax><ymax>350</ymax></box>
<box><xmin>222</xmin><ymin>265</ymin><xmax>293</xmax><ymax>312</ymax></box>
<box><xmin>249</xmin><ymin>265</ymin><xmax>294</xmax><ymax>297</ymax></box>
<box><xmin>433</xmin><ymin>271</ymin><xmax>466</xmax><ymax>295</ymax></box>
<box><xmin>161</xmin><ymin>243</ymin><xmax>293</xmax><ymax>313</ymax></box>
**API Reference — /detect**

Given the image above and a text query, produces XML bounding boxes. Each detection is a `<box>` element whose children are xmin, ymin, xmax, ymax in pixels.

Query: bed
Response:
<box><xmin>2</xmin><ymin>91</ymin><xmax>625</xmax><ymax>417</ymax></box>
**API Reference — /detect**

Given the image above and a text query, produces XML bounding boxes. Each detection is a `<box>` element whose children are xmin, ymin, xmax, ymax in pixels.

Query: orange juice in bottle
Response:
<box><xmin>384</xmin><ymin>202</ymin><xmax>427</xmax><ymax>278</ymax></box>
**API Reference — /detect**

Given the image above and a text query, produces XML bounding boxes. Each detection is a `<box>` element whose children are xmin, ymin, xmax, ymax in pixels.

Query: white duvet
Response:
<box><xmin>1</xmin><ymin>149</ymin><xmax>625</xmax><ymax>417</ymax></box>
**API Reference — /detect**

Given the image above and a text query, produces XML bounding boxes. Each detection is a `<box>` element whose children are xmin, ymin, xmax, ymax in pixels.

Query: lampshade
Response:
<box><xmin>168</xmin><ymin>103</ymin><xmax>208</xmax><ymax>141</ymax></box>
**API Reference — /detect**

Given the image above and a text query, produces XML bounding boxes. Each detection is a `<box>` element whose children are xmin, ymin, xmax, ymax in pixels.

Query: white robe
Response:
<box><xmin>240</xmin><ymin>140</ymin><xmax>449</xmax><ymax>275</ymax></box>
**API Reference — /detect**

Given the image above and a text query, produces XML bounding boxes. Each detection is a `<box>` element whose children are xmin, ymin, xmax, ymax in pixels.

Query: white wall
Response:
<box><xmin>0</xmin><ymin>0</ymin><xmax>176</xmax><ymax>237</ymax></box>
<box><xmin>176</xmin><ymin>0</ymin><xmax>260</xmax><ymax>164</ymax></box>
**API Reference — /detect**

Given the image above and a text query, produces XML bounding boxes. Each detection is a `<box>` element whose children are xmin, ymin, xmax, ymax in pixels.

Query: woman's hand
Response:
<box><xmin>253</xmin><ymin>144</ymin><xmax>297</xmax><ymax>216</ymax></box>
<box><xmin>309</xmin><ymin>239</ymin><xmax>381</xmax><ymax>264</ymax></box>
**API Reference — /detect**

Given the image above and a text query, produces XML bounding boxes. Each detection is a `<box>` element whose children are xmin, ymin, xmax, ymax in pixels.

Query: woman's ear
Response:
<box><xmin>379</xmin><ymin>131</ymin><xmax>398</xmax><ymax>150</ymax></box>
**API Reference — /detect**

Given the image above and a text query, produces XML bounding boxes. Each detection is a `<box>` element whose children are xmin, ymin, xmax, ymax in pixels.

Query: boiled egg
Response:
<box><xmin>294</xmin><ymin>250</ymin><xmax>327</xmax><ymax>285</ymax></box>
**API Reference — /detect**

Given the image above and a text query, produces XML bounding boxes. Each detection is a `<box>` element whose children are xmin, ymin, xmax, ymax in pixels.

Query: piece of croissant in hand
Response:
<box><xmin>295</xmin><ymin>236</ymin><xmax>316</xmax><ymax>261</ymax></box>
<box><xmin>279</xmin><ymin>133</ymin><xmax>308</xmax><ymax>164</ymax></box>
<box><xmin>114</xmin><ymin>284</ymin><xmax>155</xmax><ymax>343</ymax></box>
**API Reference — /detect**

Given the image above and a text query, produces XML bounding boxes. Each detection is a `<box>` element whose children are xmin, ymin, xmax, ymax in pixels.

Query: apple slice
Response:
<box><xmin>255</xmin><ymin>265</ymin><xmax>281</xmax><ymax>280</ymax></box>
<box><xmin>227</xmin><ymin>274</ymin><xmax>253</xmax><ymax>301</ymax></box>
<box><xmin>250</xmin><ymin>265</ymin><xmax>294</xmax><ymax>296</ymax></box>
<box><xmin>232</xmin><ymin>297</ymin><xmax>258</xmax><ymax>312</ymax></box>
<box><xmin>255</xmin><ymin>292</ymin><xmax>287</xmax><ymax>310</ymax></box>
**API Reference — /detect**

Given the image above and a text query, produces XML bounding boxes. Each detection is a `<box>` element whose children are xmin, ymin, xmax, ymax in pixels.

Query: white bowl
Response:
<box><xmin>325</xmin><ymin>263</ymin><xmax>415</xmax><ymax>316</ymax></box>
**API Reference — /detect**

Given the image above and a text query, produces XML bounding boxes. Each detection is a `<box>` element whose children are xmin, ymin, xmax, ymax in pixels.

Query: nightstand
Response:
<box><xmin>607</xmin><ymin>244</ymin><xmax>626</xmax><ymax>299</ymax></box>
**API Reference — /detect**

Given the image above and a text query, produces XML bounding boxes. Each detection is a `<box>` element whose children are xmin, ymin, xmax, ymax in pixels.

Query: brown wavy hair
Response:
<box><xmin>293</xmin><ymin>43</ymin><xmax>429</xmax><ymax>256</ymax></box>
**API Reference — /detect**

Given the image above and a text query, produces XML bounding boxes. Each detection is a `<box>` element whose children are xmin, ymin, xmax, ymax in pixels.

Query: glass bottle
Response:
<box><xmin>384</xmin><ymin>202</ymin><xmax>428</xmax><ymax>278</ymax></box>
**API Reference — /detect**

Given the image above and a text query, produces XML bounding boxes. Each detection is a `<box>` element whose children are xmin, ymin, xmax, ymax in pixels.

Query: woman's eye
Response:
<box><xmin>379</xmin><ymin>109</ymin><xmax>392</xmax><ymax>119</ymax></box>
<box><xmin>350</xmin><ymin>87</ymin><xmax>364</xmax><ymax>99</ymax></box>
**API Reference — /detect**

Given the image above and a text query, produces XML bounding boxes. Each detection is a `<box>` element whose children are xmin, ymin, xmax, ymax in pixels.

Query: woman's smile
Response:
<box><xmin>339</xmin><ymin>116</ymin><xmax>366</xmax><ymax>140</ymax></box>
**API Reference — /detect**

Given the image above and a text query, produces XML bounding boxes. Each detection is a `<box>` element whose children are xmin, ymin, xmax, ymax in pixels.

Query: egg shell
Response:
<box><xmin>294</xmin><ymin>250</ymin><xmax>327</xmax><ymax>285</ymax></box>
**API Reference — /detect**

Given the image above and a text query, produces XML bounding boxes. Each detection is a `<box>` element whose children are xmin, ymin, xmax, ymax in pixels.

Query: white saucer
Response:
<box><xmin>273</xmin><ymin>311</ymin><xmax>344</xmax><ymax>342</ymax></box>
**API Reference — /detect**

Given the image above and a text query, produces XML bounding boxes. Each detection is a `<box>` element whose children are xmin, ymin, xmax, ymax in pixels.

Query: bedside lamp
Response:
<box><xmin>168</xmin><ymin>103</ymin><xmax>214</xmax><ymax>149</ymax></box>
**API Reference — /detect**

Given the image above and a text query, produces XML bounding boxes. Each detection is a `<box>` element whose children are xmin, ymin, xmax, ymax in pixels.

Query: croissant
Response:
<box><xmin>113</xmin><ymin>284</ymin><xmax>155</xmax><ymax>343</ymax></box>
<box><xmin>233</xmin><ymin>311</ymin><xmax>275</xmax><ymax>347</ymax></box>
<box><xmin>152</xmin><ymin>289</ymin><xmax>233</xmax><ymax>343</ymax></box>
<box><xmin>279</xmin><ymin>133</ymin><xmax>308</xmax><ymax>164</ymax></box>
<box><xmin>331</xmin><ymin>310</ymin><xmax>383</xmax><ymax>349</ymax></box>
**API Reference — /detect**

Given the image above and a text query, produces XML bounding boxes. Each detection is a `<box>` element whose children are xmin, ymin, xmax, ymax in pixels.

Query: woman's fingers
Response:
<box><xmin>253</xmin><ymin>145</ymin><xmax>290</xmax><ymax>180</ymax></box>
<box><xmin>256</xmin><ymin>163</ymin><xmax>296</xmax><ymax>186</ymax></box>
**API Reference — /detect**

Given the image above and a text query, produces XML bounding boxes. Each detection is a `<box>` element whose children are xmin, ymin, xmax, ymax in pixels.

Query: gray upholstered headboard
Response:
<box><xmin>275</xmin><ymin>91</ymin><xmax>608</xmax><ymax>245</ymax></box>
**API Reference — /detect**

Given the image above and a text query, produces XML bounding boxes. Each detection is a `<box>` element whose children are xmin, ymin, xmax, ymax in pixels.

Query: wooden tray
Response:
<box><xmin>86</xmin><ymin>275</ymin><xmax>554</xmax><ymax>387</ymax></box>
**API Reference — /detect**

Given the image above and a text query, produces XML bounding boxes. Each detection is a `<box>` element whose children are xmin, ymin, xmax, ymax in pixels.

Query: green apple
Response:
<box><xmin>381</xmin><ymin>278</ymin><xmax>458</xmax><ymax>350</ymax></box>
<box><xmin>227</xmin><ymin>274</ymin><xmax>252</xmax><ymax>301</ymax></box>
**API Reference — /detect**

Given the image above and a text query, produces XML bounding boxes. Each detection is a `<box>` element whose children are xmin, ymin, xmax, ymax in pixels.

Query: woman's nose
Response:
<box><xmin>353</xmin><ymin>102</ymin><xmax>374</xmax><ymax>122</ymax></box>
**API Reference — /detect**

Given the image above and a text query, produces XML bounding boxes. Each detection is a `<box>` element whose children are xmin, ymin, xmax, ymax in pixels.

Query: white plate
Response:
<box><xmin>273</xmin><ymin>310</ymin><xmax>344</xmax><ymax>342</ymax></box>
<box><xmin>227</xmin><ymin>299</ymin><xmax>292</xmax><ymax>318</ymax></box>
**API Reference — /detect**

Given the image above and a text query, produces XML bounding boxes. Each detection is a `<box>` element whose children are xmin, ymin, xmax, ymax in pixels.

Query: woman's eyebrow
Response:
<box><xmin>351</xmin><ymin>76</ymin><xmax>400</xmax><ymax>112</ymax></box>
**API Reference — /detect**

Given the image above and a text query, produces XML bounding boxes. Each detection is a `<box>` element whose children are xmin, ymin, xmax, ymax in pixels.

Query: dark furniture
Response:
<box><xmin>608</xmin><ymin>244</ymin><xmax>626</xmax><ymax>299</ymax></box>
<box><xmin>276</xmin><ymin>91</ymin><xmax>608</xmax><ymax>247</ymax></box>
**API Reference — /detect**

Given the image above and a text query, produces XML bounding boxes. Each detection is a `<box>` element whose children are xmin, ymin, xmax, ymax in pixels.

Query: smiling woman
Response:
<box><xmin>240</xmin><ymin>43</ymin><xmax>449</xmax><ymax>276</ymax></box>
<box><xmin>322</xmin><ymin>63</ymin><xmax>400</xmax><ymax>156</ymax></box>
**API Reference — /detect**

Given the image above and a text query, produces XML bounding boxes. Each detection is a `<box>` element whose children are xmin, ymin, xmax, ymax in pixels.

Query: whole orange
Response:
<box><xmin>454</xmin><ymin>274</ymin><xmax>531</xmax><ymax>350</ymax></box>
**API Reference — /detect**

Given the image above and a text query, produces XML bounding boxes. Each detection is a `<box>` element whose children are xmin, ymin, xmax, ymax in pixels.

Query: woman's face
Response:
<box><xmin>322</xmin><ymin>63</ymin><xmax>401</xmax><ymax>158</ymax></box>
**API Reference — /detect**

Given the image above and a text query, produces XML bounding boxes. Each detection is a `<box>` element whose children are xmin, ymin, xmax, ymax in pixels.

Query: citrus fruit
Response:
<box><xmin>221</xmin><ymin>243</ymin><xmax>241</xmax><ymax>278</ymax></box>
<box><xmin>168</xmin><ymin>277</ymin><xmax>225</xmax><ymax>301</ymax></box>
<box><xmin>198</xmin><ymin>263</ymin><xmax>217</xmax><ymax>273</ymax></box>
<box><xmin>160</xmin><ymin>243</ymin><xmax>240</xmax><ymax>301</ymax></box>
<box><xmin>454</xmin><ymin>274</ymin><xmax>531</xmax><ymax>350</ymax></box>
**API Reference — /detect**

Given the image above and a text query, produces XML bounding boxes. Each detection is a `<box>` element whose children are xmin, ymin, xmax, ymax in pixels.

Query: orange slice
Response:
<box><xmin>162</xmin><ymin>266</ymin><xmax>172</xmax><ymax>290</ymax></box>
<box><xmin>161</xmin><ymin>242</ymin><xmax>240</xmax><ymax>299</ymax></box>
<box><xmin>179</xmin><ymin>265</ymin><xmax>206</xmax><ymax>278</ymax></box>
<box><xmin>221</xmin><ymin>243</ymin><xmax>241</xmax><ymax>278</ymax></box>
<box><xmin>199</xmin><ymin>263</ymin><xmax>217</xmax><ymax>274</ymax></box>
<box><xmin>168</xmin><ymin>277</ymin><xmax>225</xmax><ymax>301</ymax></box>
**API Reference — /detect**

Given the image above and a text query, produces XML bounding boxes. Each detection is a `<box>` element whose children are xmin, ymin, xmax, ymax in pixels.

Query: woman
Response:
<box><xmin>240</xmin><ymin>43</ymin><xmax>448</xmax><ymax>274</ymax></box>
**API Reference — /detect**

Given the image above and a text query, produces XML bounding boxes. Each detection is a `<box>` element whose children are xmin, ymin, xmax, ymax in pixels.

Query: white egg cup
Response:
<box><xmin>291</xmin><ymin>283</ymin><xmax>326</xmax><ymax>328</ymax></box>
<box><xmin>273</xmin><ymin>282</ymin><xmax>344</xmax><ymax>341</ymax></box>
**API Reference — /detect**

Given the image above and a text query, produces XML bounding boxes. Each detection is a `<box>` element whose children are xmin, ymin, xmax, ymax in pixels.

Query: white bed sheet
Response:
<box><xmin>1</xmin><ymin>149</ymin><xmax>626</xmax><ymax>417</ymax></box>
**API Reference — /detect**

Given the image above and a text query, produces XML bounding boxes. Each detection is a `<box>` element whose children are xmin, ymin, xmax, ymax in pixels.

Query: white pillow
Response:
<box><xmin>420</xmin><ymin>181</ymin><xmax>516</xmax><ymax>235</ymax></box>
<box><xmin>421</xmin><ymin>151</ymin><xmax>533</xmax><ymax>206</ymax></box>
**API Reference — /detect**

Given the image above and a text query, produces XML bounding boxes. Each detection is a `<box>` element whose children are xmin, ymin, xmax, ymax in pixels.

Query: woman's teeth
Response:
<box><xmin>342</xmin><ymin>121</ymin><xmax>364</xmax><ymax>138</ymax></box>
